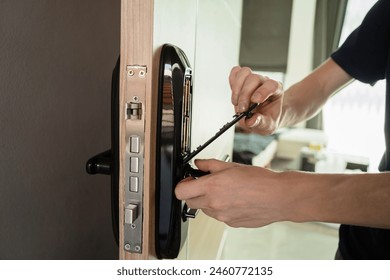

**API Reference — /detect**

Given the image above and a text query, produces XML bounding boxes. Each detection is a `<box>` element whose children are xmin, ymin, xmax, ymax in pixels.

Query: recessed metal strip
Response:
<box><xmin>123</xmin><ymin>65</ymin><xmax>147</xmax><ymax>254</ymax></box>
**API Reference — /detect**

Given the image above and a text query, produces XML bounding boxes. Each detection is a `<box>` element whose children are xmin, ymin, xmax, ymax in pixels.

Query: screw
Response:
<box><xmin>130</xmin><ymin>223</ymin><xmax>136</xmax><ymax>229</ymax></box>
<box><xmin>133</xmin><ymin>96</ymin><xmax>139</xmax><ymax>102</ymax></box>
<box><xmin>124</xmin><ymin>243</ymin><xmax>131</xmax><ymax>251</ymax></box>
<box><xmin>128</xmin><ymin>70</ymin><xmax>134</xmax><ymax>76</ymax></box>
<box><xmin>134</xmin><ymin>245</ymin><xmax>141</xmax><ymax>252</ymax></box>
<box><xmin>139</xmin><ymin>70</ymin><xmax>145</xmax><ymax>77</ymax></box>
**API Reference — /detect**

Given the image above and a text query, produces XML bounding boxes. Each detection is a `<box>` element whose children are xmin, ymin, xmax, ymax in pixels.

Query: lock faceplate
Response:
<box><xmin>123</xmin><ymin>65</ymin><xmax>147</xmax><ymax>254</ymax></box>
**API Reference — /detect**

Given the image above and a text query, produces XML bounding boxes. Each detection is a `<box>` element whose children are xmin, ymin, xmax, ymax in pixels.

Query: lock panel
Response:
<box><xmin>123</xmin><ymin>65</ymin><xmax>147</xmax><ymax>254</ymax></box>
<box><xmin>155</xmin><ymin>44</ymin><xmax>193</xmax><ymax>259</ymax></box>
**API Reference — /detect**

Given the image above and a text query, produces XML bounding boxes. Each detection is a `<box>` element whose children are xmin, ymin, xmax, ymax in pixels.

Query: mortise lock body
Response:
<box><xmin>123</xmin><ymin>65</ymin><xmax>147</xmax><ymax>254</ymax></box>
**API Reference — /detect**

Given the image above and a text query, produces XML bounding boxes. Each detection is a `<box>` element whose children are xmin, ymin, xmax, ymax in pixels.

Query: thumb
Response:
<box><xmin>194</xmin><ymin>158</ymin><xmax>236</xmax><ymax>173</ymax></box>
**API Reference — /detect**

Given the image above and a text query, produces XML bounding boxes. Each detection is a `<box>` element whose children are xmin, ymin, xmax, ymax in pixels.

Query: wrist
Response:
<box><xmin>274</xmin><ymin>171</ymin><xmax>304</xmax><ymax>222</ymax></box>
<box><xmin>276</xmin><ymin>170</ymin><xmax>327</xmax><ymax>224</ymax></box>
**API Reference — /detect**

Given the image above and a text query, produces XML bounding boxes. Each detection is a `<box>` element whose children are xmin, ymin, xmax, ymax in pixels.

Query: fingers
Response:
<box><xmin>194</xmin><ymin>158</ymin><xmax>236</xmax><ymax>173</ymax></box>
<box><xmin>229</xmin><ymin>66</ymin><xmax>283</xmax><ymax>113</ymax></box>
<box><xmin>244</xmin><ymin>113</ymin><xmax>263</xmax><ymax>128</ymax></box>
<box><xmin>229</xmin><ymin>66</ymin><xmax>249</xmax><ymax>106</ymax></box>
<box><xmin>251</xmin><ymin>79</ymin><xmax>283</xmax><ymax>104</ymax></box>
<box><xmin>229</xmin><ymin>66</ymin><xmax>284</xmax><ymax>134</ymax></box>
<box><xmin>230</xmin><ymin>67</ymin><xmax>267</xmax><ymax>112</ymax></box>
<box><xmin>244</xmin><ymin>113</ymin><xmax>278</xmax><ymax>135</ymax></box>
<box><xmin>175</xmin><ymin>159</ymin><xmax>237</xmax><ymax>201</ymax></box>
<box><xmin>175</xmin><ymin>176</ymin><xmax>204</xmax><ymax>200</ymax></box>
<box><xmin>185</xmin><ymin>196</ymin><xmax>209</xmax><ymax>210</ymax></box>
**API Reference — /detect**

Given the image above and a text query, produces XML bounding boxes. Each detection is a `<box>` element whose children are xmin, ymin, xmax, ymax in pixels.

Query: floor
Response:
<box><xmin>218</xmin><ymin>222</ymin><xmax>339</xmax><ymax>260</ymax></box>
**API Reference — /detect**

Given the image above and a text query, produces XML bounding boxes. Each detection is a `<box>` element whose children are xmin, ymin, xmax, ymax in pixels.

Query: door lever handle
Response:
<box><xmin>183</xmin><ymin>164</ymin><xmax>210</xmax><ymax>178</ymax></box>
<box><xmin>183</xmin><ymin>203</ymin><xmax>199</xmax><ymax>221</ymax></box>
<box><xmin>86</xmin><ymin>149</ymin><xmax>112</xmax><ymax>175</ymax></box>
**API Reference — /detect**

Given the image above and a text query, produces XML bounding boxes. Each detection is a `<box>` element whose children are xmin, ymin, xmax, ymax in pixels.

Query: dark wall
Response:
<box><xmin>0</xmin><ymin>0</ymin><xmax>120</xmax><ymax>259</ymax></box>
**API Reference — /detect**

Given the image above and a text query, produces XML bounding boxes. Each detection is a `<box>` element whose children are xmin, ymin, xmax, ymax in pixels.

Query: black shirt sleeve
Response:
<box><xmin>331</xmin><ymin>0</ymin><xmax>390</xmax><ymax>85</ymax></box>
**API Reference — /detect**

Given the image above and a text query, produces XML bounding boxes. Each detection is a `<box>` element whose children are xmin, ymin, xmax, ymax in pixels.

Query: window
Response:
<box><xmin>323</xmin><ymin>0</ymin><xmax>386</xmax><ymax>171</ymax></box>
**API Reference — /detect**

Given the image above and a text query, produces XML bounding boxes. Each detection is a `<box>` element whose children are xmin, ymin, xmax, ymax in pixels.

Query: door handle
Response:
<box><xmin>86</xmin><ymin>149</ymin><xmax>112</xmax><ymax>175</ymax></box>
<box><xmin>86</xmin><ymin>58</ymin><xmax>120</xmax><ymax>247</ymax></box>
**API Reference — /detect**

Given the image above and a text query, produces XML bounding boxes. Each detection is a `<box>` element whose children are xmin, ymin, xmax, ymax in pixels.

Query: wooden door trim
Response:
<box><xmin>119</xmin><ymin>0</ymin><xmax>156</xmax><ymax>260</ymax></box>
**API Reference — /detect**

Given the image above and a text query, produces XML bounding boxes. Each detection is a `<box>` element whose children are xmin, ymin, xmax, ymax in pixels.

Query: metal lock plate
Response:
<box><xmin>123</xmin><ymin>65</ymin><xmax>147</xmax><ymax>254</ymax></box>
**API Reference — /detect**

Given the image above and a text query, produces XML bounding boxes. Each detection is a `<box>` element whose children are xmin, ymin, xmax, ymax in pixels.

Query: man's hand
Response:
<box><xmin>229</xmin><ymin>66</ymin><xmax>284</xmax><ymax>135</ymax></box>
<box><xmin>175</xmin><ymin>159</ymin><xmax>289</xmax><ymax>228</ymax></box>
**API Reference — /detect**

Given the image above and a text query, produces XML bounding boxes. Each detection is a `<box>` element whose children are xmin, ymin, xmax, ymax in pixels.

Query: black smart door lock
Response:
<box><xmin>155</xmin><ymin>44</ymin><xmax>200</xmax><ymax>259</ymax></box>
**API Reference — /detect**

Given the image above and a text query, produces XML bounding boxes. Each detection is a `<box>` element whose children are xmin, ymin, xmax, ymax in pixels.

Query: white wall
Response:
<box><xmin>188</xmin><ymin>0</ymin><xmax>243</xmax><ymax>259</ymax></box>
<box><xmin>154</xmin><ymin>0</ymin><xmax>242</xmax><ymax>162</ymax></box>
<box><xmin>191</xmin><ymin>0</ymin><xmax>243</xmax><ymax>162</ymax></box>
<box><xmin>284</xmin><ymin>0</ymin><xmax>317</xmax><ymax>88</ymax></box>
<box><xmin>153</xmin><ymin>0</ymin><xmax>198</xmax><ymax>64</ymax></box>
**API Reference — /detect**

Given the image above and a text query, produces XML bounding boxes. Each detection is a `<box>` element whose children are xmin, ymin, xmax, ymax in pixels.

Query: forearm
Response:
<box><xmin>279</xmin><ymin>80</ymin><xmax>326</xmax><ymax>127</ymax></box>
<box><xmin>279</xmin><ymin>58</ymin><xmax>353</xmax><ymax>128</ymax></box>
<box><xmin>282</xmin><ymin>171</ymin><xmax>390</xmax><ymax>229</ymax></box>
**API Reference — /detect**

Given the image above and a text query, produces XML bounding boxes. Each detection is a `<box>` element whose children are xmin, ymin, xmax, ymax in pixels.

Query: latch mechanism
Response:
<box><xmin>127</xmin><ymin>102</ymin><xmax>142</xmax><ymax>120</ymax></box>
